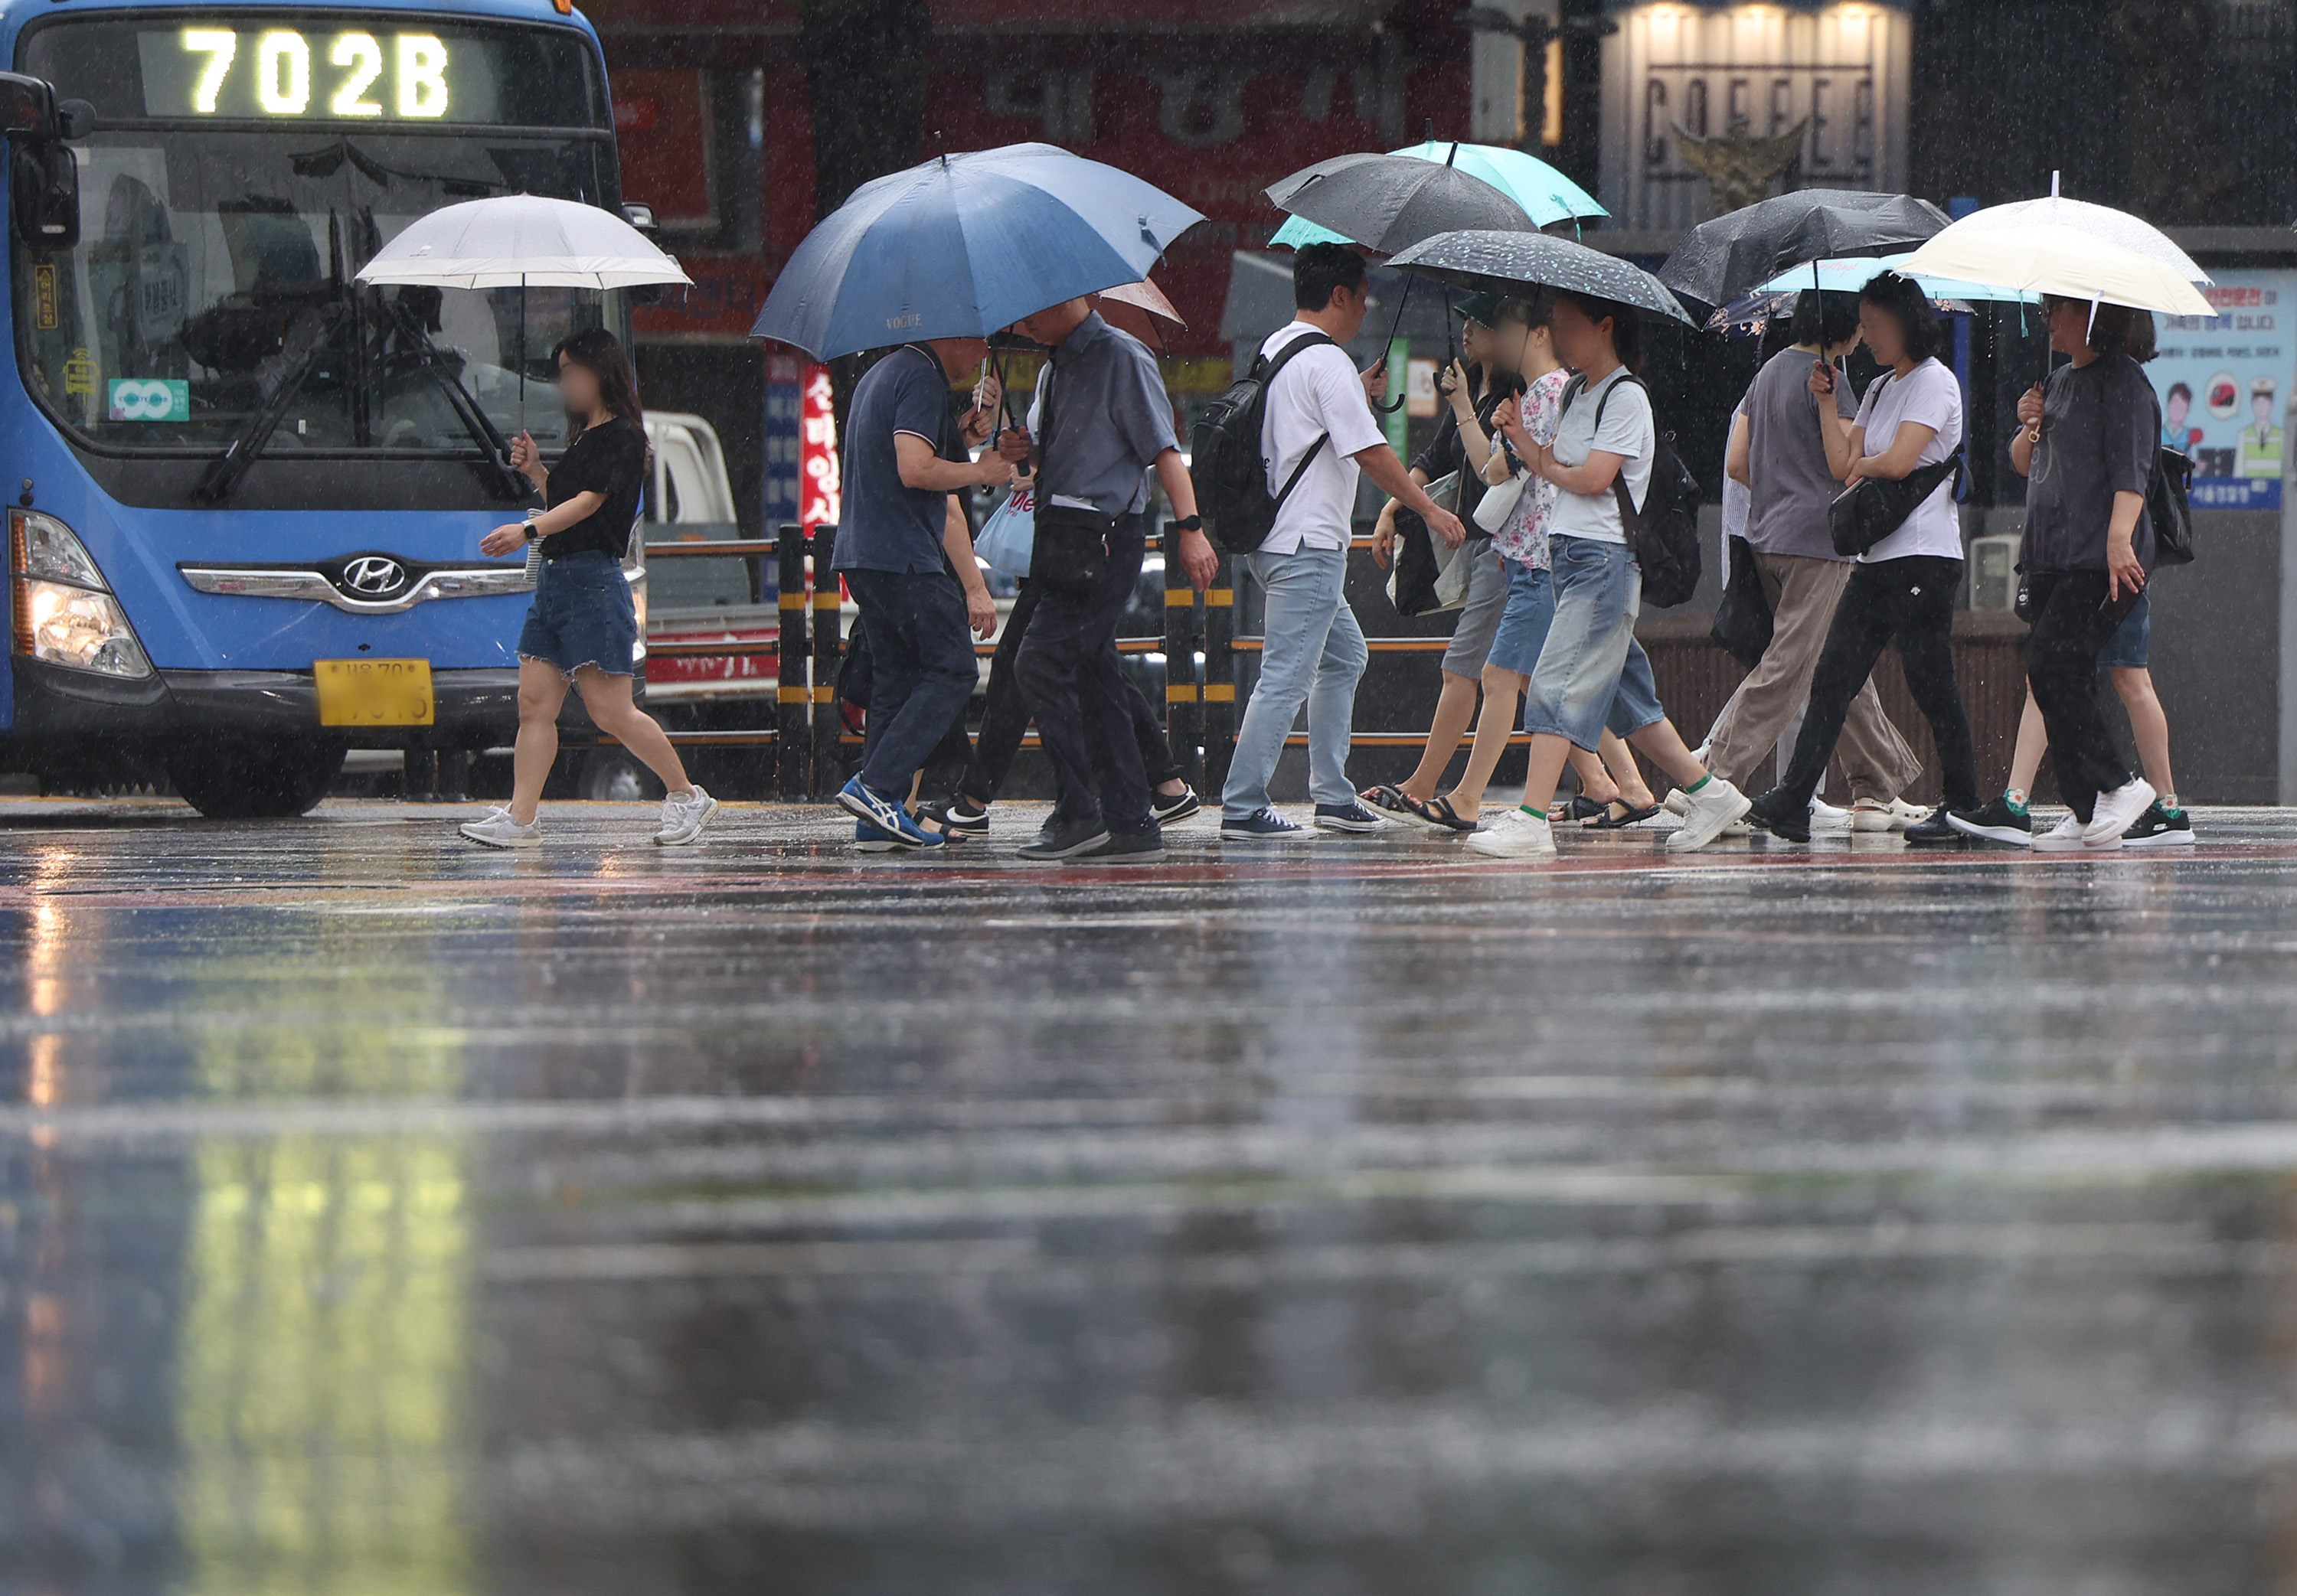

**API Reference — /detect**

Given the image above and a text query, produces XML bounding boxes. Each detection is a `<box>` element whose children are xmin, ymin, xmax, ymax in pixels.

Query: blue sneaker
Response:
<box><xmin>1220</xmin><ymin>807</ymin><xmax>1310</xmax><ymax>842</ymax></box>
<box><xmin>854</xmin><ymin>818</ymin><xmax>897</xmax><ymax>853</ymax></box>
<box><xmin>835</xmin><ymin>775</ymin><xmax>943</xmax><ymax>850</ymax></box>
<box><xmin>1314</xmin><ymin>800</ymin><xmax>1394</xmax><ymax>834</ymax></box>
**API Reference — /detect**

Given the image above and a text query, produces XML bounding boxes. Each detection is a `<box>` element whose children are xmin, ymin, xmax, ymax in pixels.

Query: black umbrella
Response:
<box><xmin>1657</xmin><ymin>188</ymin><xmax>1951</xmax><ymax>310</ymax></box>
<box><xmin>1385</xmin><ymin>230</ymin><xmax>1694</xmax><ymax>325</ymax></box>
<box><xmin>1265</xmin><ymin>152</ymin><xmax>1537</xmax><ymax>255</ymax></box>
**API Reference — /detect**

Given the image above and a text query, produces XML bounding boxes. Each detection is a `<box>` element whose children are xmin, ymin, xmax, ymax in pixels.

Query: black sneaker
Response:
<box><xmin>1016</xmin><ymin>814</ymin><xmax>1112</xmax><ymax>863</ymax></box>
<box><xmin>1150</xmin><ymin>788</ymin><xmax>1201</xmax><ymax>825</ymax></box>
<box><xmin>1081</xmin><ymin>826</ymin><xmax>1165</xmax><ymax>863</ymax></box>
<box><xmin>1744</xmin><ymin>786</ymin><xmax>1810</xmax><ymax>843</ymax></box>
<box><xmin>2122</xmin><ymin>801</ymin><xmax>2195</xmax><ymax>848</ymax></box>
<box><xmin>920</xmin><ymin>796</ymin><xmax>990</xmax><ymax>837</ymax></box>
<box><xmin>1947</xmin><ymin>795</ymin><xmax>2033</xmax><ymax>846</ymax></box>
<box><xmin>1903</xmin><ymin>806</ymin><xmax>1968</xmax><ymax>845</ymax></box>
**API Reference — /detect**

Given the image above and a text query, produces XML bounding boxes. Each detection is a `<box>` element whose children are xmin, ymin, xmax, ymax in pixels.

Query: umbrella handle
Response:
<box><xmin>1371</xmin><ymin>270</ymin><xmax>1412</xmax><ymax>413</ymax></box>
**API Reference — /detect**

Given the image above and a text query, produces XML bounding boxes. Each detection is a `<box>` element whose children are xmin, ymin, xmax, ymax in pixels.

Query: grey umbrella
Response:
<box><xmin>1384</xmin><ymin>230</ymin><xmax>1694</xmax><ymax>324</ymax></box>
<box><xmin>1264</xmin><ymin>152</ymin><xmax>1535</xmax><ymax>256</ymax></box>
<box><xmin>1656</xmin><ymin>188</ymin><xmax>1950</xmax><ymax>310</ymax></box>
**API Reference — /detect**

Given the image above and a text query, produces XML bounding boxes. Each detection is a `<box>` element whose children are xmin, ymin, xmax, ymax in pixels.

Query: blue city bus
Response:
<box><xmin>0</xmin><ymin>0</ymin><xmax>627</xmax><ymax>814</ymax></box>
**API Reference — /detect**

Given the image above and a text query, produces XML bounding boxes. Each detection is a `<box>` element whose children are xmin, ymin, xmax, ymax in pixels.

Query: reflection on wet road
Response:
<box><xmin>8</xmin><ymin>798</ymin><xmax>2297</xmax><ymax>1593</ymax></box>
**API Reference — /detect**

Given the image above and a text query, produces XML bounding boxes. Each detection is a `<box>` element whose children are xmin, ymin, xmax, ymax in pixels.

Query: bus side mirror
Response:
<box><xmin>11</xmin><ymin>142</ymin><xmax>77</xmax><ymax>251</ymax></box>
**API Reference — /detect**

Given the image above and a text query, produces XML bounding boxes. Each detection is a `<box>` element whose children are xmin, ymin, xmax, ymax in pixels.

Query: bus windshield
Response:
<box><xmin>14</xmin><ymin>18</ymin><xmax>621</xmax><ymax>465</ymax></box>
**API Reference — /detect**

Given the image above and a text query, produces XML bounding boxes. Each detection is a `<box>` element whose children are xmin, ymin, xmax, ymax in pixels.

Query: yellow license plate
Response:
<box><xmin>314</xmin><ymin>658</ymin><xmax>434</xmax><ymax>727</ymax></box>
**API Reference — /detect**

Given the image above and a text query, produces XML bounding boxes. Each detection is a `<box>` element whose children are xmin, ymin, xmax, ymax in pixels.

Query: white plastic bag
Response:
<box><xmin>974</xmin><ymin>481</ymin><xmax>1036</xmax><ymax>577</ymax></box>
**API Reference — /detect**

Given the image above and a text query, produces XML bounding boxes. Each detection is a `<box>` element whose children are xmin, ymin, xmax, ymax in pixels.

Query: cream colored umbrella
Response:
<box><xmin>1899</xmin><ymin>221</ymin><xmax>2213</xmax><ymax>318</ymax></box>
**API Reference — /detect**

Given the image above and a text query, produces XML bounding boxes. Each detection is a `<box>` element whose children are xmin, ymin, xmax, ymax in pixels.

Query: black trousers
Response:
<box><xmin>1778</xmin><ymin>554</ymin><xmax>1980</xmax><ymax>813</ymax></box>
<box><xmin>1014</xmin><ymin>514</ymin><xmax>1153</xmax><ymax>832</ymax></box>
<box><xmin>960</xmin><ymin>576</ymin><xmax>1181</xmax><ymax>805</ymax></box>
<box><xmin>2024</xmin><ymin>569</ymin><xmax>2134</xmax><ymax>824</ymax></box>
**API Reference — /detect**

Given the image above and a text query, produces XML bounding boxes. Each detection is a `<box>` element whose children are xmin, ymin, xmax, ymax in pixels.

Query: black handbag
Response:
<box><xmin>1710</xmin><ymin>535</ymin><xmax>1773</xmax><ymax>667</ymax></box>
<box><xmin>1828</xmin><ymin>446</ymin><xmax>1965</xmax><ymax>557</ymax></box>
<box><xmin>1031</xmin><ymin>502</ymin><xmax>1114</xmax><ymax>601</ymax></box>
<box><xmin>2150</xmin><ymin>446</ymin><xmax>2196</xmax><ymax>566</ymax></box>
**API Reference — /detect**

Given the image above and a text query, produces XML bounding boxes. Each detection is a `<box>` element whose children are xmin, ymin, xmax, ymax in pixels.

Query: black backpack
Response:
<box><xmin>1562</xmin><ymin>372</ymin><xmax>1704</xmax><ymax>609</ymax></box>
<box><xmin>1191</xmin><ymin>330</ymin><xmax>1337</xmax><ymax>556</ymax></box>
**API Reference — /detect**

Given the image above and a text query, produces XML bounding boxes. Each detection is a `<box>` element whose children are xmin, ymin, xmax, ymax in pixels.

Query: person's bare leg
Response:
<box><xmin>508</xmin><ymin>657</ymin><xmax>571</xmax><ymax>826</ymax></box>
<box><xmin>2112</xmin><ymin>666</ymin><xmax>2176</xmax><ymax>802</ymax></box>
<box><xmin>2007</xmin><ymin>687</ymin><xmax>2049</xmax><ymax>800</ymax></box>
<box><xmin>1596</xmin><ymin>729</ymin><xmax>1655</xmax><ymax>808</ymax></box>
<box><xmin>1445</xmin><ymin>666</ymin><xmax>1528</xmax><ymax>821</ymax></box>
<box><xmin>1400</xmin><ymin>671</ymin><xmax>1481</xmax><ymax>801</ymax></box>
<box><xmin>572</xmin><ymin>667</ymin><xmax>694</xmax><ymax>795</ymax></box>
<box><xmin>1515</xmin><ymin>733</ymin><xmax>1577</xmax><ymax>818</ymax></box>
<box><xmin>1625</xmin><ymin>717</ymin><xmax>1710</xmax><ymax>790</ymax></box>
<box><xmin>1562</xmin><ymin>746</ymin><xmax>1623</xmax><ymax>811</ymax></box>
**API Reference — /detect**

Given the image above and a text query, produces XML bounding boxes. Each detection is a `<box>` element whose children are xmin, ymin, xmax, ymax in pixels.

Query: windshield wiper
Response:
<box><xmin>377</xmin><ymin>299</ymin><xmax>529</xmax><ymax>501</ymax></box>
<box><xmin>191</xmin><ymin>305</ymin><xmax>341</xmax><ymax>504</ymax></box>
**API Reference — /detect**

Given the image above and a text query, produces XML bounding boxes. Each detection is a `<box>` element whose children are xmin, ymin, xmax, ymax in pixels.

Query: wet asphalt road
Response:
<box><xmin>8</xmin><ymin>796</ymin><xmax>2297</xmax><ymax>1594</ymax></box>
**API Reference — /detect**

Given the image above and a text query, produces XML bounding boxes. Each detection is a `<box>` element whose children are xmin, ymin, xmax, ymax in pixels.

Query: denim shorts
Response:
<box><xmin>2096</xmin><ymin>590</ymin><xmax>2150</xmax><ymax>669</ymax></box>
<box><xmin>518</xmin><ymin>550</ymin><xmax>638</xmax><ymax>677</ymax></box>
<box><xmin>1484</xmin><ymin>558</ymin><xmax>1555</xmax><ymax>677</ymax></box>
<box><xmin>1521</xmin><ymin>535</ymin><xmax>1665</xmax><ymax>749</ymax></box>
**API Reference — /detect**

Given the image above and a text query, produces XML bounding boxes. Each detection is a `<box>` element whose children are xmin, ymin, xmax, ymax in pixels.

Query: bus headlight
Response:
<box><xmin>11</xmin><ymin>509</ymin><xmax>152</xmax><ymax>679</ymax></box>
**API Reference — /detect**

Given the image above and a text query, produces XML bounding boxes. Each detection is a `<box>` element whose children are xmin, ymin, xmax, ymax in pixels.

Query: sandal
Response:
<box><xmin>1585</xmin><ymin>800</ymin><xmax>1662</xmax><ymax>831</ymax></box>
<box><xmin>1549</xmin><ymin>795</ymin><xmax>1609</xmax><ymax>823</ymax></box>
<box><xmin>1402</xmin><ymin>792</ymin><xmax>1479</xmax><ymax>833</ymax></box>
<box><xmin>1359</xmin><ymin>783</ymin><xmax>1414</xmax><ymax>816</ymax></box>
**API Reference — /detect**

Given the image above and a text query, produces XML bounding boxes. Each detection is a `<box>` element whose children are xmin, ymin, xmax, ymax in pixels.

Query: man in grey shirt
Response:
<box><xmin>998</xmin><ymin>299</ymin><xmax>1217</xmax><ymax>862</ymax></box>
<box><xmin>1708</xmin><ymin>296</ymin><xmax>1922</xmax><ymax>823</ymax></box>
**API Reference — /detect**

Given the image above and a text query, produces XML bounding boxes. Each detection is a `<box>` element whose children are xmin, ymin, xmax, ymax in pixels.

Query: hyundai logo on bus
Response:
<box><xmin>338</xmin><ymin>556</ymin><xmax>410</xmax><ymax>597</ymax></box>
<box><xmin>107</xmin><ymin>378</ymin><xmax>188</xmax><ymax>423</ymax></box>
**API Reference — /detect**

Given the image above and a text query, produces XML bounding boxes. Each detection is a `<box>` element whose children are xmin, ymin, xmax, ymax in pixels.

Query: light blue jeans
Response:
<box><xmin>1521</xmin><ymin>534</ymin><xmax>1665</xmax><ymax>751</ymax></box>
<box><xmin>1222</xmin><ymin>544</ymin><xmax>1368</xmax><ymax>818</ymax></box>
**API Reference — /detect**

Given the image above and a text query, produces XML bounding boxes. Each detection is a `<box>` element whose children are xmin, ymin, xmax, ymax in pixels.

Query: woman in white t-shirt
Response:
<box><xmin>1466</xmin><ymin>291</ymin><xmax>1752</xmax><ymax>860</ymax></box>
<box><xmin>1744</xmin><ymin>271</ymin><xmax>1980</xmax><ymax>846</ymax></box>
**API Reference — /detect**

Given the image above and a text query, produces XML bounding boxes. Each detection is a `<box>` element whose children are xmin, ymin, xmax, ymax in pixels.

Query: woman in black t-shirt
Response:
<box><xmin>460</xmin><ymin>328</ymin><xmax>717</xmax><ymax>850</ymax></box>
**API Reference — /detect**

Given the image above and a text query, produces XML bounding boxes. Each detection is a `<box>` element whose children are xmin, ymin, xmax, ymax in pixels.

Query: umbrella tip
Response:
<box><xmin>2050</xmin><ymin>168</ymin><xmax>2060</xmax><ymax>197</ymax></box>
<box><xmin>936</xmin><ymin>130</ymin><xmax>949</xmax><ymax>168</ymax></box>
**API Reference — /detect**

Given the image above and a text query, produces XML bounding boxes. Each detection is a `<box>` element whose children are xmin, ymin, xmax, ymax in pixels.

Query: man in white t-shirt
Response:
<box><xmin>1220</xmin><ymin>243</ymin><xmax>1466</xmax><ymax>840</ymax></box>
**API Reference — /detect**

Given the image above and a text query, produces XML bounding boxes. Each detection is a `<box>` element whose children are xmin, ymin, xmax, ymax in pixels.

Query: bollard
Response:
<box><xmin>1201</xmin><ymin>552</ymin><xmax>1237</xmax><ymax>802</ymax></box>
<box><xmin>1161</xmin><ymin>521</ymin><xmax>1204</xmax><ymax>791</ymax></box>
<box><xmin>776</xmin><ymin>521</ymin><xmax>810</xmax><ymax>798</ymax></box>
<box><xmin>809</xmin><ymin>522</ymin><xmax>844</xmax><ymax>798</ymax></box>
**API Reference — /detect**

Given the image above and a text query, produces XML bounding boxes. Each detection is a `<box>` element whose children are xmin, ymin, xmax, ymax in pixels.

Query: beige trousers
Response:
<box><xmin>1704</xmin><ymin>550</ymin><xmax>1923</xmax><ymax>802</ymax></box>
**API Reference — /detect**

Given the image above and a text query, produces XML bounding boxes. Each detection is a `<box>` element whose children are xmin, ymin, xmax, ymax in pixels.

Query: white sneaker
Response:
<box><xmin>1808</xmin><ymin>798</ymin><xmax>1854</xmax><ymax>832</ymax></box>
<box><xmin>1662</xmin><ymin>789</ymin><xmax>1691</xmax><ymax>817</ymax></box>
<box><xmin>2031</xmin><ymin>814</ymin><xmax>2099</xmax><ymax>852</ymax></box>
<box><xmin>1465</xmin><ymin>806</ymin><xmax>1556</xmax><ymax>859</ymax></box>
<box><xmin>460</xmin><ymin>811</ymin><xmax>541</xmax><ymax>848</ymax></box>
<box><xmin>1851</xmin><ymin>796</ymin><xmax>1927</xmax><ymax>832</ymax></box>
<box><xmin>1667</xmin><ymin>778</ymin><xmax>1753</xmax><ymax>852</ymax></box>
<box><xmin>2083</xmin><ymin>778</ymin><xmax>2157</xmax><ymax>846</ymax></box>
<box><xmin>653</xmin><ymin>785</ymin><xmax>720</xmax><ymax>846</ymax></box>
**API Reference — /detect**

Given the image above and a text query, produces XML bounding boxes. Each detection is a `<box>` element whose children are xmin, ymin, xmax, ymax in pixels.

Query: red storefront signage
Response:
<box><xmin>799</xmin><ymin>363</ymin><xmax>841</xmax><ymax>534</ymax></box>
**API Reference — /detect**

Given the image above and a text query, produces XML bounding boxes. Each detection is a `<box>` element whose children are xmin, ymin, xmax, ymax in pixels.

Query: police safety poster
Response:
<box><xmin>2150</xmin><ymin>269</ymin><xmax>2297</xmax><ymax>511</ymax></box>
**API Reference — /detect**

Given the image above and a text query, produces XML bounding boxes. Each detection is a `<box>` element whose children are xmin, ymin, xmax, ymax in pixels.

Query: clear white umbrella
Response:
<box><xmin>1899</xmin><ymin>222</ymin><xmax>2213</xmax><ymax>318</ymax></box>
<box><xmin>356</xmin><ymin>193</ymin><xmax>691</xmax><ymax>427</ymax></box>
<box><xmin>1932</xmin><ymin>175</ymin><xmax>2208</xmax><ymax>285</ymax></box>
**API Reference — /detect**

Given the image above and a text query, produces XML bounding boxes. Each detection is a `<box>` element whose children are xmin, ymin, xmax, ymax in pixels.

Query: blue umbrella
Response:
<box><xmin>752</xmin><ymin>142</ymin><xmax>1204</xmax><ymax>361</ymax></box>
<box><xmin>1271</xmin><ymin>139</ymin><xmax>1606</xmax><ymax>248</ymax></box>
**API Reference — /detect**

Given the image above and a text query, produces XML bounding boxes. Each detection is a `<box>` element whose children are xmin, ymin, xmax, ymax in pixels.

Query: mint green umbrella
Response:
<box><xmin>1270</xmin><ymin>140</ymin><xmax>1605</xmax><ymax>247</ymax></box>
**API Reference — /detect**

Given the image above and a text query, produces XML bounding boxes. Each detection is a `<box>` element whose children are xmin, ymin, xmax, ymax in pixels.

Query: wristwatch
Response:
<box><xmin>1175</xmin><ymin>514</ymin><xmax>1203</xmax><ymax>532</ymax></box>
<box><xmin>523</xmin><ymin>511</ymin><xmax>541</xmax><ymax>540</ymax></box>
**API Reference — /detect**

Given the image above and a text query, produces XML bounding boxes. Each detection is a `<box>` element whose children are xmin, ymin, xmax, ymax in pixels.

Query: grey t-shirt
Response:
<box><xmin>1028</xmin><ymin>312</ymin><xmax>1178</xmax><ymax>519</ymax></box>
<box><xmin>1743</xmin><ymin>346</ymin><xmax>1859</xmax><ymax>562</ymax></box>
<box><xmin>2021</xmin><ymin>354</ymin><xmax>2159</xmax><ymax>573</ymax></box>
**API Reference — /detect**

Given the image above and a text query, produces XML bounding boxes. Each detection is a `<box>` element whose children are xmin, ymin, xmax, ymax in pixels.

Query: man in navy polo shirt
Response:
<box><xmin>832</xmin><ymin>337</ymin><xmax>1011</xmax><ymax>850</ymax></box>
